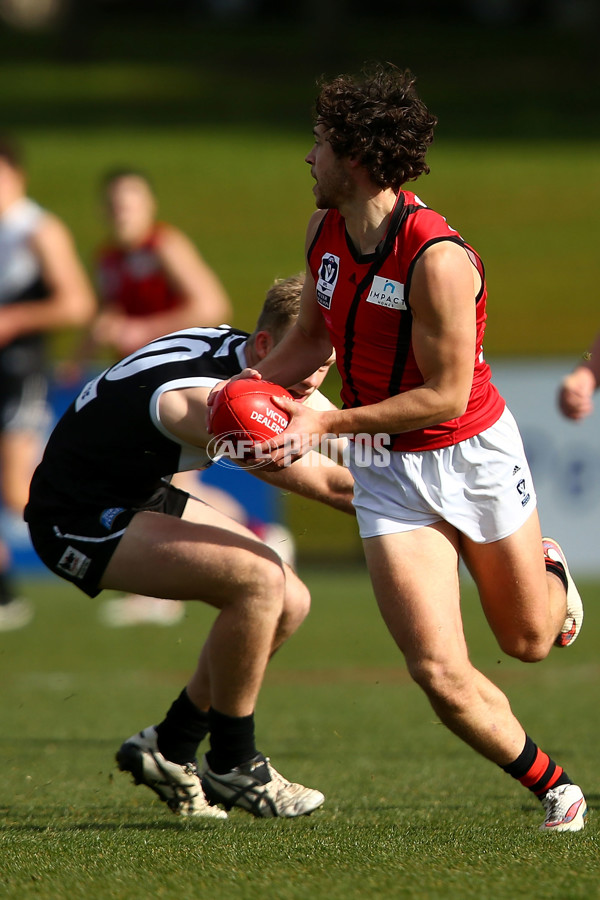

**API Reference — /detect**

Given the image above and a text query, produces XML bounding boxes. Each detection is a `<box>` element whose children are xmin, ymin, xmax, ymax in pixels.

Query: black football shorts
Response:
<box><xmin>26</xmin><ymin>482</ymin><xmax>189</xmax><ymax>598</ymax></box>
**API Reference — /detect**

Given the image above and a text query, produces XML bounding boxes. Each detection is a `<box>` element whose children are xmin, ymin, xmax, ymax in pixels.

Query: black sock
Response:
<box><xmin>206</xmin><ymin>708</ymin><xmax>257</xmax><ymax>774</ymax></box>
<box><xmin>155</xmin><ymin>689</ymin><xmax>210</xmax><ymax>764</ymax></box>
<box><xmin>502</xmin><ymin>735</ymin><xmax>571</xmax><ymax>798</ymax></box>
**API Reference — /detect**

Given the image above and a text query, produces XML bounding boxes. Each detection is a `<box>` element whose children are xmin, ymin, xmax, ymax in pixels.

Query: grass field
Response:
<box><xmin>2</xmin><ymin>568</ymin><xmax>599</xmax><ymax>899</ymax></box>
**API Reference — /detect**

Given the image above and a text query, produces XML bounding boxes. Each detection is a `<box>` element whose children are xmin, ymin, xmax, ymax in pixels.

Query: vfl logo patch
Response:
<box><xmin>100</xmin><ymin>507</ymin><xmax>125</xmax><ymax>530</ymax></box>
<box><xmin>316</xmin><ymin>253</ymin><xmax>340</xmax><ymax>310</ymax></box>
<box><xmin>516</xmin><ymin>478</ymin><xmax>531</xmax><ymax>507</ymax></box>
<box><xmin>57</xmin><ymin>545</ymin><xmax>91</xmax><ymax>580</ymax></box>
<box><xmin>366</xmin><ymin>276</ymin><xmax>406</xmax><ymax>310</ymax></box>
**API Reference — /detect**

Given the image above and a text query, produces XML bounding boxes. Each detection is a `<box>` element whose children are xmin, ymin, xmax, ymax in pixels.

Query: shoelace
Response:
<box><xmin>542</xmin><ymin>788</ymin><xmax>564</xmax><ymax>821</ymax></box>
<box><xmin>264</xmin><ymin>760</ymin><xmax>312</xmax><ymax>799</ymax></box>
<box><xmin>264</xmin><ymin>759</ymin><xmax>293</xmax><ymax>788</ymax></box>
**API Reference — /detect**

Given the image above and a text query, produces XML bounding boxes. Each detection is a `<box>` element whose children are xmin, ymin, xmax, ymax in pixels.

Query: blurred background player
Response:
<box><xmin>557</xmin><ymin>331</ymin><xmax>600</xmax><ymax>421</ymax></box>
<box><xmin>73</xmin><ymin>167</ymin><xmax>236</xmax><ymax>626</ymax></box>
<box><xmin>90</xmin><ymin>167</ymin><xmax>233</xmax><ymax>359</ymax></box>
<box><xmin>0</xmin><ymin>134</ymin><xmax>95</xmax><ymax>631</ymax></box>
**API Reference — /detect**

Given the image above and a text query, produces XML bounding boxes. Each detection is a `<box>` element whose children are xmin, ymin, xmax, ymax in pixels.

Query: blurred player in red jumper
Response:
<box><xmin>78</xmin><ymin>168</ymin><xmax>236</xmax><ymax>626</ymax></box>
<box><xmin>92</xmin><ymin>168</ymin><xmax>232</xmax><ymax>358</ymax></box>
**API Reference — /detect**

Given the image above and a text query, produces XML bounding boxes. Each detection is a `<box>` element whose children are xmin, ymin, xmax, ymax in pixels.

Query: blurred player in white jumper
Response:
<box><xmin>0</xmin><ymin>135</ymin><xmax>95</xmax><ymax>631</ymax></box>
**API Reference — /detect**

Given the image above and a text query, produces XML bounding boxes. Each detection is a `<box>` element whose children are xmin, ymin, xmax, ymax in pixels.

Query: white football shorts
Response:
<box><xmin>350</xmin><ymin>406</ymin><xmax>537</xmax><ymax>544</ymax></box>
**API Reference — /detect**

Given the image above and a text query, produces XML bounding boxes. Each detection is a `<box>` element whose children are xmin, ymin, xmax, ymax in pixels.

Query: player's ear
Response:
<box><xmin>254</xmin><ymin>331</ymin><xmax>274</xmax><ymax>360</ymax></box>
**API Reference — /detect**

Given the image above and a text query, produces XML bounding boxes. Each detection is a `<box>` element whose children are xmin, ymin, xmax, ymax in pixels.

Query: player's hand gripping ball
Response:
<box><xmin>209</xmin><ymin>378</ymin><xmax>294</xmax><ymax>445</ymax></box>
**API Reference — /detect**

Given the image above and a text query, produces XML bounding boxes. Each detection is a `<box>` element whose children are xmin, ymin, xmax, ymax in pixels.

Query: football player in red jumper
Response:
<box><xmin>235</xmin><ymin>64</ymin><xmax>586</xmax><ymax>832</ymax></box>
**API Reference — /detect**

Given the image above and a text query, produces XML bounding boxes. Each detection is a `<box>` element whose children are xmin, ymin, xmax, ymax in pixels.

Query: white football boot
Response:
<box><xmin>116</xmin><ymin>726</ymin><xmax>227</xmax><ymax>818</ymax></box>
<box><xmin>542</xmin><ymin>537</ymin><xmax>584</xmax><ymax>647</ymax></box>
<box><xmin>539</xmin><ymin>783</ymin><xmax>587</xmax><ymax>832</ymax></box>
<box><xmin>201</xmin><ymin>752</ymin><xmax>324</xmax><ymax>818</ymax></box>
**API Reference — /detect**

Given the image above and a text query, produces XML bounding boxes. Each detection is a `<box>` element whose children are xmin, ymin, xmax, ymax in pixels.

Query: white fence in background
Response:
<box><xmin>492</xmin><ymin>358</ymin><xmax>600</xmax><ymax>577</ymax></box>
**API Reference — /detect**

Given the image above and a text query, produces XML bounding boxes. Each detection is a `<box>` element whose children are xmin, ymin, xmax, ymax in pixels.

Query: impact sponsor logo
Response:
<box><xmin>57</xmin><ymin>545</ymin><xmax>91</xmax><ymax>580</ymax></box>
<box><xmin>366</xmin><ymin>276</ymin><xmax>406</xmax><ymax>310</ymax></box>
<box><xmin>128</xmin><ymin>248</ymin><xmax>161</xmax><ymax>280</ymax></box>
<box><xmin>316</xmin><ymin>253</ymin><xmax>340</xmax><ymax>309</ymax></box>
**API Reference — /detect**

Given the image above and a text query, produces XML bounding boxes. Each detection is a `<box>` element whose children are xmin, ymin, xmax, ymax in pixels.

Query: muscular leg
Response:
<box><xmin>103</xmin><ymin>516</ymin><xmax>281</xmax><ymax>718</ymax></box>
<box><xmin>109</xmin><ymin>497</ymin><xmax>323</xmax><ymax>815</ymax></box>
<box><xmin>362</xmin><ymin>522</ymin><xmax>527</xmax><ymax>766</ymax></box>
<box><xmin>460</xmin><ymin>509</ymin><xmax>567</xmax><ymax>661</ymax></box>
<box><xmin>100</xmin><ymin>497</ymin><xmax>309</xmax><ymax>718</ymax></box>
<box><xmin>178</xmin><ymin>497</ymin><xmax>310</xmax><ymax>711</ymax></box>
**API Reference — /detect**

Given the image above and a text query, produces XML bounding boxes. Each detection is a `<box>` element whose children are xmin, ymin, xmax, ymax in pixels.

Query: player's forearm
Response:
<box><xmin>319</xmin><ymin>466</ymin><xmax>356</xmax><ymax>515</ymax></box>
<box><xmin>0</xmin><ymin>292</ymin><xmax>94</xmax><ymax>339</ymax></box>
<box><xmin>257</xmin><ymin>453</ymin><xmax>355</xmax><ymax>516</ymax></box>
<box><xmin>317</xmin><ymin>382</ymin><xmax>468</xmax><ymax>438</ymax></box>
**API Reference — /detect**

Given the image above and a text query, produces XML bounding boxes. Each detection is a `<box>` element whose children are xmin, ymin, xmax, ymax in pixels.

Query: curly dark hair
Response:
<box><xmin>314</xmin><ymin>63</ymin><xmax>437</xmax><ymax>191</ymax></box>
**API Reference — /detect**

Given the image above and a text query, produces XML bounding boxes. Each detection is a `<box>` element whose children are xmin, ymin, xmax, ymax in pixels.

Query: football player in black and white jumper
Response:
<box><xmin>25</xmin><ymin>273</ymin><xmax>354</xmax><ymax>819</ymax></box>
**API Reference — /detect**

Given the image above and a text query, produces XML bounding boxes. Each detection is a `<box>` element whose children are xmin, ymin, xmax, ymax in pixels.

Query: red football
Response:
<box><xmin>209</xmin><ymin>378</ymin><xmax>294</xmax><ymax>444</ymax></box>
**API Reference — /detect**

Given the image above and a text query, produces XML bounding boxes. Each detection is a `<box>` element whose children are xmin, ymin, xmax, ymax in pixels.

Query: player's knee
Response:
<box><xmin>498</xmin><ymin>631</ymin><xmax>550</xmax><ymax>663</ymax></box>
<box><xmin>406</xmin><ymin>656</ymin><xmax>471</xmax><ymax>708</ymax></box>
<box><xmin>281</xmin><ymin>577</ymin><xmax>311</xmax><ymax>636</ymax></box>
<box><xmin>233</xmin><ymin>551</ymin><xmax>286</xmax><ymax>614</ymax></box>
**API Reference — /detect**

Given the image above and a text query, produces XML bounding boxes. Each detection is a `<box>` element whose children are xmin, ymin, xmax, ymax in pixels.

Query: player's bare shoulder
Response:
<box><xmin>305</xmin><ymin>210</ymin><xmax>328</xmax><ymax>250</ymax></box>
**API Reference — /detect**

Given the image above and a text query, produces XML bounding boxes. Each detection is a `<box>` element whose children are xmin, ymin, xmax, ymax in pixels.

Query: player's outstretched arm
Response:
<box><xmin>254</xmin><ymin>448</ymin><xmax>355</xmax><ymax>516</ymax></box>
<box><xmin>558</xmin><ymin>331</ymin><xmax>600</xmax><ymax>421</ymax></box>
<box><xmin>0</xmin><ymin>213</ymin><xmax>96</xmax><ymax>346</ymax></box>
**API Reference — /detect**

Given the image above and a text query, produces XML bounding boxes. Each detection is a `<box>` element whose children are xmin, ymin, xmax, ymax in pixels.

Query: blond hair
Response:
<box><xmin>251</xmin><ymin>272</ymin><xmax>304</xmax><ymax>343</ymax></box>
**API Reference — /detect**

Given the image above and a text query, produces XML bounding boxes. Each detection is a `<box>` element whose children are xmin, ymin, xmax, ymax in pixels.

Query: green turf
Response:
<box><xmin>1</xmin><ymin>569</ymin><xmax>598</xmax><ymax>899</ymax></box>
